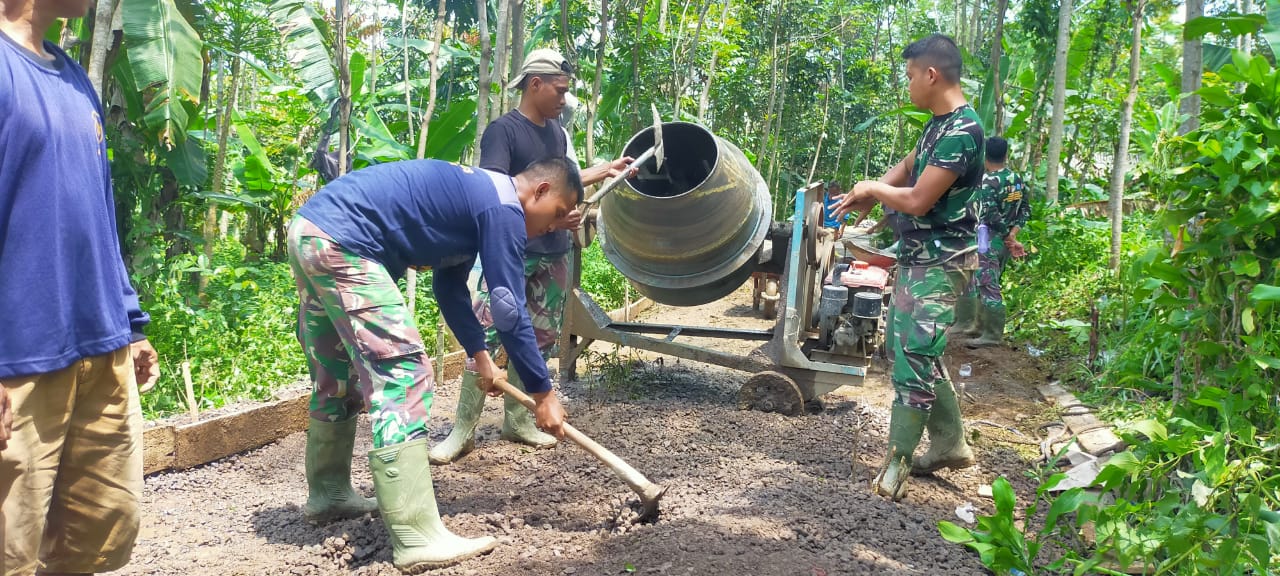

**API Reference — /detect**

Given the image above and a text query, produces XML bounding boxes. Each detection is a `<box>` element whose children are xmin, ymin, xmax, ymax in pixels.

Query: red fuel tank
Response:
<box><xmin>840</xmin><ymin>261</ymin><xmax>890</xmax><ymax>290</ymax></box>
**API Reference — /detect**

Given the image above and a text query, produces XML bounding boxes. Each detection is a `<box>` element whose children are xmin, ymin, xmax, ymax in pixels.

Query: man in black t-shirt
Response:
<box><xmin>431</xmin><ymin>49</ymin><xmax>634</xmax><ymax>464</ymax></box>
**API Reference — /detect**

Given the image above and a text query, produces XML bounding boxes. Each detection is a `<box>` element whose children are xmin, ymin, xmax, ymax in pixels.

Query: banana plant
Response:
<box><xmin>116</xmin><ymin>0</ymin><xmax>204</xmax><ymax>150</ymax></box>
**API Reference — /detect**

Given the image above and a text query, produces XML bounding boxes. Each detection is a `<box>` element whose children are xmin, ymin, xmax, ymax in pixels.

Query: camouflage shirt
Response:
<box><xmin>977</xmin><ymin>167</ymin><xmax>1030</xmax><ymax>237</ymax></box>
<box><xmin>893</xmin><ymin>104</ymin><xmax>985</xmax><ymax>268</ymax></box>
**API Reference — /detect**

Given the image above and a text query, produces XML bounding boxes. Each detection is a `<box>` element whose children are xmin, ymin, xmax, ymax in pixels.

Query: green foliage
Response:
<box><xmin>137</xmin><ymin>242</ymin><xmax>306</xmax><ymax>417</ymax></box>
<box><xmin>947</xmin><ymin>52</ymin><xmax>1280</xmax><ymax>576</ymax></box>
<box><xmin>117</xmin><ymin>0</ymin><xmax>204</xmax><ymax>177</ymax></box>
<box><xmin>580</xmin><ymin>242</ymin><xmax>631</xmax><ymax>310</ymax></box>
<box><xmin>939</xmin><ymin>476</ymin><xmax>1088</xmax><ymax>575</ymax></box>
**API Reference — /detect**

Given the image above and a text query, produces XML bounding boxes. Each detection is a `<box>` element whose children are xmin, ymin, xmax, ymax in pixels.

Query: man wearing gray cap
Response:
<box><xmin>431</xmin><ymin>48</ymin><xmax>633</xmax><ymax>464</ymax></box>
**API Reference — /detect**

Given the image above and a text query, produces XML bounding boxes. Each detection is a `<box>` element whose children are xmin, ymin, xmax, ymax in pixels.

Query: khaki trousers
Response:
<box><xmin>1</xmin><ymin>346</ymin><xmax>142</xmax><ymax>575</ymax></box>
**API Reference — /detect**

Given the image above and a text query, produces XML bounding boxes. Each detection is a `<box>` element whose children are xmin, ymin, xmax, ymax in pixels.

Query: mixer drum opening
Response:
<box><xmin>597</xmin><ymin>122</ymin><xmax>772</xmax><ymax>307</ymax></box>
<box><xmin>622</xmin><ymin>123</ymin><xmax>718</xmax><ymax>198</ymax></box>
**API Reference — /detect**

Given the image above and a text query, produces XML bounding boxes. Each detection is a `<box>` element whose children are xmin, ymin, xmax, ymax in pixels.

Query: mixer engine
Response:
<box><xmin>816</xmin><ymin>260</ymin><xmax>890</xmax><ymax>360</ymax></box>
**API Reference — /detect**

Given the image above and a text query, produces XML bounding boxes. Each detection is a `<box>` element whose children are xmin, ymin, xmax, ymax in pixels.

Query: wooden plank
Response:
<box><xmin>171</xmin><ymin>392</ymin><xmax>311</xmax><ymax>471</ymax></box>
<box><xmin>143</xmin><ymin>424</ymin><xmax>176</xmax><ymax>475</ymax></box>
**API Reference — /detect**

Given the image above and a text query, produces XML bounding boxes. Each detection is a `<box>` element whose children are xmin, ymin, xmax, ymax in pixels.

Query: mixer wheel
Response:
<box><xmin>738</xmin><ymin>371</ymin><xmax>805</xmax><ymax>416</ymax></box>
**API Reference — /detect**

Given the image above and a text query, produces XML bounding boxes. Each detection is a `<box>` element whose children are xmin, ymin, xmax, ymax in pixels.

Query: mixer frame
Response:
<box><xmin>559</xmin><ymin>182</ymin><xmax>884</xmax><ymax>415</ymax></box>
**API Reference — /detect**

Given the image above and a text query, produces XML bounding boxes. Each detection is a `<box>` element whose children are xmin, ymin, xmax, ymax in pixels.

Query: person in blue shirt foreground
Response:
<box><xmin>287</xmin><ymin>157</ymin><xmax>583</xmax><ymax>571</ymax></box>
<box><xmin>1</xmin><ymin>1</ymin><xmax>161</xmax><ymax>574</ymax></box>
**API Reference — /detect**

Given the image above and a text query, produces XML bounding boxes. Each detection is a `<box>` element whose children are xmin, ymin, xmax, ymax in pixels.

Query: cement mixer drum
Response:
<box><xmin>597</xmin><ymin>122</ymin><xmax>772</xmax><ymax>306</ymax></box>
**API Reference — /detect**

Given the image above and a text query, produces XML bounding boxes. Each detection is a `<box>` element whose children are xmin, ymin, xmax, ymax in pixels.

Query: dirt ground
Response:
<box><xmin>116</xmin><ymin>281</ymin><xmax>1054</xmax><ymax>576</ymax></box>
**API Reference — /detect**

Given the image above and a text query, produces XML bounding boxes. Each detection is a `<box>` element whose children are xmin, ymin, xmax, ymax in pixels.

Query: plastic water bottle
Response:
<box><xmin>977</xmin><ymin>223</ymin><xmax>990</xmax><ymax>254</ymax></box>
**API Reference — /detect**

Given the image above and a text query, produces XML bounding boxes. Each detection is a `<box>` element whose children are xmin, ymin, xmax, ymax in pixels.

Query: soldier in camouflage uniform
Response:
<box><xmin>288</xmin><ymin>158</ymin><xmax>582</xmax><ymax>571</ymax></box>
<box><xmin>955</xmin><ymin>137</ymin><xmax>1031</xmax><ymax>348</ymax></box>
<box><xmin>432</xmin><ymin>49</ymin><xmax>635</xmax><ymax>464</ymax></box>
<box><xmin>835</xmin><ymin>34</ymin><xmax>983</xmax><ymax>501</ymax></box>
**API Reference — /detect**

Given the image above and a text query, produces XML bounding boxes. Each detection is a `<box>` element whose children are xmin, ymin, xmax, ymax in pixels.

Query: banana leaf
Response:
<box><xmin>270</xmin><ymin>0</ymin><xmax>336</xmax><ymax>106</ymax></box>
<box><xmin>119</xmin><ymin>0</ymin><xmax>204</xmax><ymax>147</ymax></box>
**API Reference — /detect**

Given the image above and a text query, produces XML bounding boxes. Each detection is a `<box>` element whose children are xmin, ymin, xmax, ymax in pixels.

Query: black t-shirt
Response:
<box><xmin>479</xmin><ymin>110</ymin><xmax>570</xmax><ymax>255</ymax></box>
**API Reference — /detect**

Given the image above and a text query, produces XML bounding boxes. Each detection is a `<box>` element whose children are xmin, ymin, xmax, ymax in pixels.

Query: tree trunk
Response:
<box><xmin>473</xmin><ymin>0</ymin><xmax>492</xmax><ymax>158</ymax></box>
<box><xmin>990</xmin><ymin>0</ymin><xmax>1008</xmax><ymax>131</ymax></box>
<box><xmin>86</xmin><ymin>0</ymin><xmax>118</xmax><ymax>101</ymax></box>
<box><xmin>408</xmin><ymin>0</ymin><xmax>449</xmax><ymax>313</ymax></box>
<box><xmin>416</xmin><ymin>0</ymin><xmax>449</xmax><ymax>159</ymax></box>
<box><xmin>805</xmin><ymin>81</ymin><xmax>831</xmax><ymax>185</ymax></box>
<box><xmin>559</xmin><ymin>0</ymin><xmax>572</xmax><ymax>59</ymax></box>
<box><xmin>1018</xmin><ymin>75</ymin><xmax>1048</xmax><ymax>173</ymax></box>
<box><xmin>586</xmin><ymin>0</ymin><xmax>608</xmax><ymax>164</ymax></box>
<box><xmin>629</xmin><ymin>0</ymin><xmax>647</xmax><ymax>133</ymax></box>
<box><xmin>508</xmin><ymin>0</ymin><xmax>526</xmax><ymax>113</ymax></box>
<box><xmin>674</xmin><ymin>0</ymin><xmax>711</xmax><ymax>120</ymax></box>
<box><xmin>202</xmin><ymin>57</ymin><xmax>242</xmax><ymax>294</ymax></box>
<box><xmin>1109</xmin><ymin>0</ymin><xmax>1143</xmax><ymax>270</ymax></box>
<box><xmin>493</xmin><ymin>0</ymin><xmax>511</xmax><ymax>119</ymax></box>
<box><xmin>403</xmin><ymin>1</ymin><xmax>414</xmax><ymax>143</ymax></box>
<box><xmin>695</xmin><ymin>3</ymin><xmax>730</xmax><ymax>124</ymax></box>
<box><xmin>756</xmin><ymin>5</ymin><xmax>781</xmax><ymax>165</ymax></box>
<box><xmin>1044</xmin><ymin>0</ymin><xmax>1072</xmax><ymax>204</ymax></box>
<box><xmin>659</xmin><ymin>0</ymin><xmax>669</xmax><ymax>34</ymax></box>
<box><xmin>336</xmin><ymin>0</ymin><xmax>350</xmax><ymax>179</ymax></box>
<box><xmin>1180</xmin><ymin>0</ymin><xmax>1203</xmax><ymax>134</ymax></box>
<box><xmin>1239</xmin><ymin>0</ymin><xmax>1253</xmax><ymax>53</ymax></box>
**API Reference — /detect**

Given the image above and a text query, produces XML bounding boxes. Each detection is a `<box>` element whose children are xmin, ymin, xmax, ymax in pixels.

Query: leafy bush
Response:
<box><xmin>138</xmin><ymin>242</ymin><xmax>306</xmax><ymax>417</ymax></box>
<box><xmin>138</xmin><ymin>238</ymin><xmax>635</xmax><ymax>418</ymax></box>
<box><xmin>942</xmin><ymin>53</ymin><xmax>1280</xmax><ymax>575</ymax></box>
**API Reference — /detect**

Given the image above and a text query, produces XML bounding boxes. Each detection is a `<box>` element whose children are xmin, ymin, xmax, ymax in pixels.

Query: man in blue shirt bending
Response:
<box><xmin>1</xmin><ymin>1</ymin><xmax>160</xmax><ymax>574</ymax></box>
<box><xmin>288</xmin><ymin>157</ymin><xmax>582</xmax><ymax>571</ymax></box>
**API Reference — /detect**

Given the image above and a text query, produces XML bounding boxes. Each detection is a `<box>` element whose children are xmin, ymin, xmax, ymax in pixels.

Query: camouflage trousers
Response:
<box><xmin>890</xmin><ymin>261</ymin><xmax>974</xmax><ymax>410</ymax></box>
<box><xmin>286</xmin><ymin>217</ymin><xmax>433</xmax><ymax>449</ymax></box>
<box><xmin>471</xmin><ymin>251</ymin><xmax>569</xmax><ymax>360</ymax></box>
<box><xmin>969</xmin><ymin>236</ymin><xmax>1009</xmax><ymax>312</ymax></box>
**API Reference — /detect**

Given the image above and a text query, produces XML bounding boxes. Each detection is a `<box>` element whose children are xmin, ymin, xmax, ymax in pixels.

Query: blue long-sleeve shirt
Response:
<box><xmin>0</xmin><ymin>33</ymin><xmax>150</xmax><ymax>379</ymax></box>
<box><xmin>297</xmin><ymin>160</ymin><xmax>551</xmax><ymax>392</ymax></box>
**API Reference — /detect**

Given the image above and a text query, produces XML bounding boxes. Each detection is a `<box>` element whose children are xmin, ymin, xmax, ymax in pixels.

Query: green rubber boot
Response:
<box><xmin>966</xmin><ymin>306</ymin><xmax>1006</xmax><ymax>349</ymax></box>
<box><xmin>369</xmin><ymin>439</ymin><xmax>498</xmax><ymax>572</ymax></box>
<box><xmin>304</xmin><ymin>418</ymin><xmax>379</xmax><ymax>524</ymax></box>
<box><xmin>873</xmin><ymin>404</ymin><xmax>929</xmax><ymax>501</ymax></box>
<box><xmin>501</xmin><ymin>369</ymin><xmax>557</xmax><ymax>449</ymax></box>
<box><xmin>951</xmin><ymin>295</ymin><xmax>981</xmax><ymax>337</ymax></box>
<box><xmin>429</xmin><ymin>370</ymin><xmax>486</xmax><ymax>465</ymax></box>
<box><xmin>912</xmin><ymin>381</ymin><xmax>976</xmax><ymax>475</ymax></box>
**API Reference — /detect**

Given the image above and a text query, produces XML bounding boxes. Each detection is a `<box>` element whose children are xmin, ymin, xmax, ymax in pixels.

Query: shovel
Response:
<box><xmin>490</xmin><ymin>377</ymin><xmax>668</xmax><ymax>521</ymax></box>
<box><xmin>584</xmin><ymin>104</ymin><xmax>665</xmax><ymax>205</ymax></box>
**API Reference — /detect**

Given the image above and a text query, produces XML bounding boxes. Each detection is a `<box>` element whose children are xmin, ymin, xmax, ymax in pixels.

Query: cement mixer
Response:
<box><xmin>558</xmin><ymin>122</ymin><xmax>894</xmax><ymax>415</ymax></box>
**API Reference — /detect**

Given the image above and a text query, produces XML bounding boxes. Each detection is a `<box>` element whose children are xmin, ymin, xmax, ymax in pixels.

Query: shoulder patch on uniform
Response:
<box><xmin>490</xmin><ymin>286</ymin><xmax>521</xmax><ymax>332</ymax></box>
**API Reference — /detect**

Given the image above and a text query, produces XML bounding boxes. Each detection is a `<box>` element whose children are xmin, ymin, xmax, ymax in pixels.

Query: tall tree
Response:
<box><xmin>586</xmin><ymin>0</ymin><xmax>609</xmax><ymax>163</ymax></box>
<box><xmin>1108</xmin><ymin>0</ymin><xmax>1144</xmax><ymax>270</ymax></box>
<box><xmin>335</xmin><ymin>0</ymin><xmax>350</xmax><ymax>179</ymax></box>
<box><xmin>508</xmin><ymin>0</ymin><xmax>526</xmax><ymax>112</ymax></box>
<box><xmin>989</xmin><ymin>0</ymin><xmax>1009</xmax><ymax>131</ymax></box>
<box><xmin>408</xmin><ymin>0</ymin><xmax>450</xmax><ymax>314</ymax></box>
<box><xmin>1044</xmin><ymin>0</ymin><xmax>1072</xmax><ymax>204</ymax></box>
<box><xmin>1180</xmin><ymin>0</ymin><xmax>1203</xmax><ymax>134</ymax></box>
<box><xmin>86</xmin><ymin>0</ymin><xmax>119</xmax><ymax>99</ymax></box>
<box><xmin>697</xmin><ymin>1</ymin><xmax>731</xmax><ymax>124</ymax></box>
<box><xmin>472</xmin><ymin>0</ymin><xmax>492</xmax><ymax>157</ymax></box>
<box><xmin>493</xmin><ymin>0</ymin><xmax>511</xmax><ymax>119</ymax></box>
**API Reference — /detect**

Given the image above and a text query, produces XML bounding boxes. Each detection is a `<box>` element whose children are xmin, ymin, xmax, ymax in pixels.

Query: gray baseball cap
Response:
<box><xmin>508</xmin><ymin>48</ymin><xmax>573</xmax><ymax>90</ymax></box>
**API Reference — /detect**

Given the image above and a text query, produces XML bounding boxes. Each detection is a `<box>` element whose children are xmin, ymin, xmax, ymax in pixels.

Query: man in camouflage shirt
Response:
<box><xmin>955</xmin><ymin>137</ymin><xmax>1030</xmax><ymax>348</ymax></box>
<box><xmin>835</xmin><ymin>34</ymin><xmax>982</xmax><ymax>501</ymax></box>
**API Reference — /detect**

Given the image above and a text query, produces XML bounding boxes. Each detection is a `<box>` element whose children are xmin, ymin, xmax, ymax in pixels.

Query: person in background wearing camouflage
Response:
<box><xmin>287</xmin><ymin>157</ymin><xmax>582</xmax><ymax>571</ymax></box>
<box><xmin>835</xmin><ymin>34</ymin><xmax>983</xmax><ymax>501</ymax></box>
<box><xmin>431</xmin><ymin>49</ymin><xmax>634</xmax><ymax>464</ymax></box>
<box><xmin>954</xmin><ymin>137</ymin><xmax>1030</xmax><ymax>348</ymax></box>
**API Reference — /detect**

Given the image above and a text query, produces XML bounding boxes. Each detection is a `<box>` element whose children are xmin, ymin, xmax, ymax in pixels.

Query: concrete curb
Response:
<box><xmin>143</xmin><ymin>297</ymin><xmax>653</xmax><ymax>475</ymax></box>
